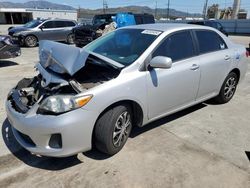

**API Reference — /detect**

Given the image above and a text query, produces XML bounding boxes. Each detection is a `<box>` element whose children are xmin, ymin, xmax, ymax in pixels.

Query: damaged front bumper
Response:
<box><xmin>0</xmin><ymin>35</ymin><xmax>21</xmax><ymax>59</ymax></box>
<box><xmin>6</xmin><ymin>99</ymin><xmax>97</xmax><ymax>157</ymax></box>
<box><xmin>5</xmin><ymin>77</ymin><xmax>98</xmax><ymax>157</ymax></box>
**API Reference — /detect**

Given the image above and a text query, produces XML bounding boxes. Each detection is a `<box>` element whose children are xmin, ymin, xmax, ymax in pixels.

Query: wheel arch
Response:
<box><xmin>91</xmin><ymin>99</ymin><xmax>144</xmax><ymax>146</ymax></box>
<box><xmin>230</xmin><ymin>68</ymin><xmax>240</xmax><ymax>82</ymax></box>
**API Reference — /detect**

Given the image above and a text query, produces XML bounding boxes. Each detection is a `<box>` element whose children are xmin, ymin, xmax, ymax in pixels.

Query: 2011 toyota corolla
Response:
<box><xmin>5</xmin><ymin>24</ymin><xmax>248</xmax><ymax>157</ymax></box>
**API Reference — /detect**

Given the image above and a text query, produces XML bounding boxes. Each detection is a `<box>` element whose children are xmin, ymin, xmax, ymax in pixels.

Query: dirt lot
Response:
<box><xmin>0</xmin><ymin>25</ymin><xmax>249</xmax><ymax>187</ymax></box>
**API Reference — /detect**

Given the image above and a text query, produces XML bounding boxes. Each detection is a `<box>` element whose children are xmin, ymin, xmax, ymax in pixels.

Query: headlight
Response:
<box><xmin>4</xmin><ymin>38</ymin><xmax>12</xmax><ymax>45</ymax></box>
<box><xmin>38</xmin><ymin>95</ymin><xmax>93</xmax><ymax>114</ymax></box>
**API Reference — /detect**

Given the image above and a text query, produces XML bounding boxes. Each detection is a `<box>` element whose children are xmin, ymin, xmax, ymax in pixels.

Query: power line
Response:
<box><xmin>155</xmin><ymin>1</ymin><xmax>158</xmax><ymax>18</ymax></box>
<box><xmin>103</xmin><ymin>0</ymin><xmax>108</xmax><ymax>13</ymax></box>
<box><xmin>167</xmin><ymin>0</ymin><xmax>170</xmax><ymax>19</ymax></box>
<box><xmin>202</xmin><ymin>0</ymin><xmax>209</xmax><ymax>19</ymax></box>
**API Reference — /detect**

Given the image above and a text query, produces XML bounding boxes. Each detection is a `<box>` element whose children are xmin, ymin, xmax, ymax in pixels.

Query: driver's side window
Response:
<box><xmin>152</xmin><ymin>30</ymin><xmax>195</xmax><ymax>62</ymax></box>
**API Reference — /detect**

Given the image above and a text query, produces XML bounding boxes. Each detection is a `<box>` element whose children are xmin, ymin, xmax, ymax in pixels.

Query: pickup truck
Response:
<box><xmin>72</xmin><ymin>13</ymin><xmax>155</xmax><ymax>47</ymax></box>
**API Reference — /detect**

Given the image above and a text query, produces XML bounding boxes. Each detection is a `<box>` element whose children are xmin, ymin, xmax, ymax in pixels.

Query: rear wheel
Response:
<box><xmin>24</xmin><ymin>35</ymin><xmax>38</xmax><ymax>47</ymax></box>
<box><xmin>213</xmin><ymin>72</ymin><xmax>238</xmax><ymax>104</ymax></box>
<box><xmin>94</xmin><ymin>104</ymin><xmax>133</xmax><ymax>155</ymax></box>
<box><xmin>67</xmin><ymin>33</ymin><xmax>74</xmax><ymax>44</ymax></box>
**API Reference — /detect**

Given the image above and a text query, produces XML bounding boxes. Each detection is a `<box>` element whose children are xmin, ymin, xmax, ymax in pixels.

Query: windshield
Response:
<box><xmin>92</xmin><ymin>15</ymin><xmax>113</xmax><ymax>25</ymax></box>
<box><xmin>24</xmin><ymin>20</ymin><xmax>43</xmax><ymax>28</ymax></box>
<box><xmin>84</xmin><ymin>29</ymin><xmax>161</xmax><ymax>66</ymax></box>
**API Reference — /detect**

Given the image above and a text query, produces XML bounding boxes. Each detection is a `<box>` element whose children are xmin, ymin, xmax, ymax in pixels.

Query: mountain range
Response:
<box><xmin>0</xmin><ymin>1</ymin><xmax>202</xmax><ymax>18</ymax></box>
<box><xmin>0</xmin><ymin>0</ymin><xmax>75</xmax><ymax>10</ymax></box>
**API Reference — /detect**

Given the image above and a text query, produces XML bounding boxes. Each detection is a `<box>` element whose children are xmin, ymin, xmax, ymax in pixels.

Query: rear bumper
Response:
<box><xmin>6</xmin><ymin>99</ymin><xmax>99</xmax><ymax>157</ymax></box>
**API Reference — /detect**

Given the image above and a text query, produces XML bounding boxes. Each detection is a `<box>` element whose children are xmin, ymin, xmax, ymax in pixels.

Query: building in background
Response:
<box><xmin>232</xmin><ymin>0</ymin><xmax>241</xmax><ymax>19</ymax></box>
<box><xmin>207</xmin><ymin>2</ymin><xmax>247</xmax><ymax>20</ymax></box>
<box><xmin>0</xmin><ymin>8</ymin><xmax>77</xmax><ymax>24</ymax></box>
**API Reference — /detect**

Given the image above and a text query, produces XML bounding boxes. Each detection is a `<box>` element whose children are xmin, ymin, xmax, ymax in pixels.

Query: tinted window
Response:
<box><xmin>42</xmin><ymin>21</ymin><xmax>54</xmax><ymax>28</ymax></box>
<box><xmin>188</xmin><ymin>21</ymin><xmax>204</xmax><ymax>26</ymax></box>
<box><xmin>65</xmin><ymin>21</ymin><xmax>75</xmax><ymax>27</ymax></box>
<box><xmin>93</xmin><ymin>15</ymin><xmax>113</xmax><ymax>25</ymax></box>
<box><xmin>153</xmin><ymin>31</ymin><xmax>195</xmax><ymax>62</ymax></box>
<box><xmin>195</xmin><ymin>30</ymin><xmax>227</xmax><ymax>54</ymax></box>
<box><xmin>54</xmin><ymin>21</ymin><xmax>66</xmax><ymax>28</ymax></box>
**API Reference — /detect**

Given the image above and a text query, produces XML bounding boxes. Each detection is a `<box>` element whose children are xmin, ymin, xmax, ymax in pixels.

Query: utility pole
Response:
<box><xmin>167</xmin><ymin>0</ymin><xmax>170</xmax><ymax>19</ymax></box>
<box><xmin>103</xmin><ymin>0</ymin><xmax>108</xmax><ymax>14</ymax></box>
<box><xmin>202</xmin><ymin>0</ymin><xmax>209</xmax><ymax>19</ymax></box>
<box><xmin>232</xmin><ymin>0</ymin><xmax>241</xmax><ymax>19</ymax></box>
<box><xmin>155</xmin><ymin>1</ymin><xmax>158</xmax><ymax>19</ymax></box>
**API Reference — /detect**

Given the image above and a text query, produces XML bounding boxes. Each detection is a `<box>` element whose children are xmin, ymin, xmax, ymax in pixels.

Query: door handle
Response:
<box><xmin>190</xmin><ymin>64</ymin><xmax>199</xmax><ymax>70</ymax></box>
<box><xmin>224</xmin><ymin>55</ymin><xmax>231</xmax><ymax>60</ymax></box>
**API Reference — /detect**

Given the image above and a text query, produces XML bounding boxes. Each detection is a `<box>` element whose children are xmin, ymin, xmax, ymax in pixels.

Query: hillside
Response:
<box><xmin>78</xmin><ymin>6</ymin><xmax>202</xmax><ymax>19</ymax></box>
<box><xmin>0</xmin><ymin>1</ymin><xmax>201</xmax><ymax>19</ymax></box>
<box><xmin>0</xmin><ymin>0</ymin><xmax>75</xmax><ymax>10</ymax></box>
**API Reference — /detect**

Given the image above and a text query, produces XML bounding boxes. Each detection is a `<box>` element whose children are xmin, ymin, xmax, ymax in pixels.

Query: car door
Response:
<box><xmin>37</xmin><ymin>20</ymin><xmax>56</xmax><ymax>40</ymax></box>
<box><xmin>194</xmin><ymin>30</ymin><xmax>232</xmax><ymax>100</ymax></box>
<box><xmin>146</xmin><ymin>30</ymin><xmax>201</xmax><ymax>120</ymax></box>
<box><xmin>53</xmin><ymin>21</ymin><xmax>73</xmax><ymax>41</ymax></box>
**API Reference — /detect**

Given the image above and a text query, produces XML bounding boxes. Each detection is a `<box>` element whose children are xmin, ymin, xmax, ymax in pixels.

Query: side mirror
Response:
<box><xmin>149</xmin><ymin>56</ymin><xmax>172</xmax><ymax>69</ymax></box>
<box><xmin>39</xmin><ymin>25</ymin><xmax>44</xmax><ymax>30</ymax></box>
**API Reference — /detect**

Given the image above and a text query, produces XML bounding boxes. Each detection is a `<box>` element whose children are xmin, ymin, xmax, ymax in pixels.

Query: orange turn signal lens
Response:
<box><xmin>75</xmin><ymin>95</ymin><xmax>93</xmax><ymax>107</ymax></box>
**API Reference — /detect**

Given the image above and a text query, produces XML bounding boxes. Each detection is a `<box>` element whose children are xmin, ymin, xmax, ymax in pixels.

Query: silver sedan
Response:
<box><xmin>5</xmin><ymin>24</ymin><xmax>248</xmax><ymax>157</ymax></box>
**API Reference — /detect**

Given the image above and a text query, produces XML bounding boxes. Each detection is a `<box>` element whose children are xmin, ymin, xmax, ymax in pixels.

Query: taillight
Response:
<box><xmin>246</xmin><ymin>50</ymin><xmax>249</xmax><ymax>58</ymax></box>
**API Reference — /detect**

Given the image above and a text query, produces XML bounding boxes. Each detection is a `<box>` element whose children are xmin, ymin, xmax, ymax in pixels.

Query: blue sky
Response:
<box><xmin>2</xmin><ymin>0</ymin><xmax>250</xmax><ymax>14</ymax></box>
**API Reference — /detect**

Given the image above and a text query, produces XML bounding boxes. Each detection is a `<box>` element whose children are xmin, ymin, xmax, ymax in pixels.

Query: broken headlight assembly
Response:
<box><xmin>38</xmin><ymin>94</ymin><xmax>93</xmax><ymax>114</ymax></box>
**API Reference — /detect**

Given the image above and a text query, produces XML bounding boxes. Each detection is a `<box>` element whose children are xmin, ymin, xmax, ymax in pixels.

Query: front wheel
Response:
<box><xmin>94</xmin><ymin>104</ymin><xmax>133</xmax><ymax>155</ymax></box>
<box><xmin>213</xmin><ymin>72</ymin><xmax>238</xmax><ymax>104</ymax></box>
<box><xmin>24</xmin><ymin>35</ymin><xmax>38</xmax><ymax>47</ymax></box>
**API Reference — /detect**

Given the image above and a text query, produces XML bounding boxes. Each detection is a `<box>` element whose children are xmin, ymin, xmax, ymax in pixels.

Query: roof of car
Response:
<box><xmin>125</xmin><ymin>23</ymin><xmax>213</xmax><ymax>32</ymax></box>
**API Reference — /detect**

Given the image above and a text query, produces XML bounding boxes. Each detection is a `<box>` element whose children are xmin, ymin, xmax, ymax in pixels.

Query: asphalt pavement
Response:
<box><xmin>0</xmin><ymin>25</ymin><xmax>249</xmax><ymax>188</ymax></box>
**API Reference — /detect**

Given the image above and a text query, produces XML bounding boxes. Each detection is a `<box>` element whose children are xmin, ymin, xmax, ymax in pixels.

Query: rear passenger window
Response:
<box><xmin>153</xmin><ymin>31</ymin><xmax>195</xmax><ymax>62</ymax></box>
<box><xmin>195</xmin><ymin>30</ymin><xmax>227</xmax><ymax>54</ymax></box>
<box><xmin>42</xmin><ymin>21</ymin><xmax>54</xmax><ymax>28</ymax></box>
<box><xmin>65</xmin><ymin>21</ymin><xmax>76</xmax><ymax>27</ymax></box>
<box><xmin>54</xmin><ymin>21</ymin><xmax>66</xmax><ymax>28</ymax></box>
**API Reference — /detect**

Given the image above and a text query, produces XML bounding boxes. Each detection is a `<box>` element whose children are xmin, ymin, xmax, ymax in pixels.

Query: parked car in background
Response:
<box><xmin>0</xmin><ymin>35</ymin><xmax>21</xmax><ymax>59</ymax></box>
<box><xmin>187</xmin><ymin>20</ymin><xmax>228</xmax><ymax>36</ymax></box>
<box><xmin>6</xmin><ymin>24</ymin><xmax>247</xmax><ymax>157</ymax></box>
<box><xmin>72</xmin><ymin>13</ymin><xmax>155</xmax><ymax>47</ymax></box>
<box><xmin>8</xmin><ymin>19</ymin><xmax>77</xmax><ymax>47</ymax></box>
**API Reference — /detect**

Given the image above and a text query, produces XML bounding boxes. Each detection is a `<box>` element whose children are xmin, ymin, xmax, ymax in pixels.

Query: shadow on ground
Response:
<box><xmin>130</xmin><ymin>103</ymin><xmax>207</xmax><ymax>138</ymax></box>
<box><xmin>0</xmin><ymin>60</ymin><xmax>18</xmax><ymax>68</ymax></box>
<box><xmin>2</xmin><ymin>119</ymin><xmax>82</xmax><ymax>171</ymax></box>
<box><xmin>2</xmin><ymin>103</ymin><xmax>207</xmax><ymax>167</ymax></box>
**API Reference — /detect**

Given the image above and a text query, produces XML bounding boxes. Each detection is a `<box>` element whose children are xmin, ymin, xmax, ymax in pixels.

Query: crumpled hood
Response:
<box><xmin>9</xmin><ymin>26</ymin><xmax>31</xmax><ymax>34</ymax></box>
<box><xmin>39</xmin><ymin>40</ymin><xmax>89</xmax><ymax>76</ymax></box>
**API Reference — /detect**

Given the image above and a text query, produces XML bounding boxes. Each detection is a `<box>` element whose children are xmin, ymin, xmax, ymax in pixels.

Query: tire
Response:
<box><xmin>67</xmin><ymin>33</ymin><xmax>74</xmax><ymax>44</ymax></box>
<box><xmin>213</xmin><ymin>72</ymin><xmax>238</xmax><ymax>104</ymax></box>
<box><xmin>94</xmin><ymin>104</ymin><xmax>133</xmax><ymax>155</ymax></box>
<box><xmin>24</xmin><ymin>35</ymin><xmax>38</xmax><ymax>47</ymax></box>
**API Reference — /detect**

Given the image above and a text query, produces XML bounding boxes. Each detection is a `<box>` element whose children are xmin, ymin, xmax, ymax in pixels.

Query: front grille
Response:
<box><xmin>8</xmin><ymin>91</ymin><xmax>29</xmax><ymax>114</ymax></box>
<box><xmin>16</xmin><ymin>129</ymin><xmax>36</xmax><ymax>147</ymax></box>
